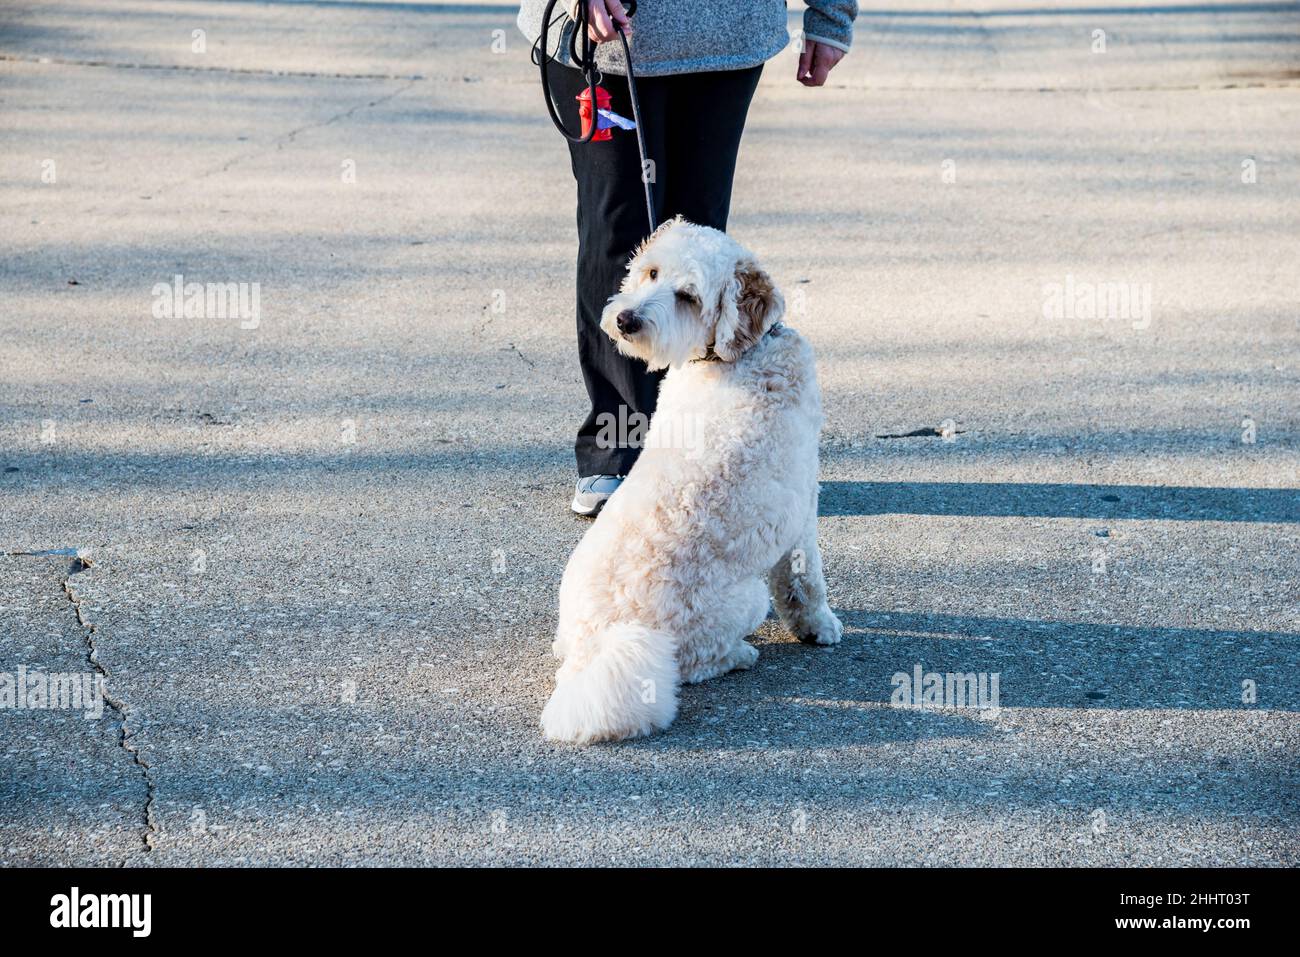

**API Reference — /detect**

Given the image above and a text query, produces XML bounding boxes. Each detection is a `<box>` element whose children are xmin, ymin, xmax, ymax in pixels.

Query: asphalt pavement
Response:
<box><xmin>1</xmin><ymin>0</ymin><xmax>1297</xmax><ymax>865</ymax></box>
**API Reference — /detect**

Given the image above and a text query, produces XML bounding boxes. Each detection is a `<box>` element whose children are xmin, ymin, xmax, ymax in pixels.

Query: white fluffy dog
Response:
<box><xmin>541</xmin><ymin>218</ymin><xmax>842</xmax><ymax>745</ymax></box>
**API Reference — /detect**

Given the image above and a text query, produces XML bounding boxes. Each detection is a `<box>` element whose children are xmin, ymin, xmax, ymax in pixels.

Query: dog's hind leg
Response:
<box><xmin>679</xmin><ymin>578</ymin><xmax>767</xmax><ymax>684</ymax></box>
<box><xmin>769</xmin><ymin>519</ymin><xmax>843</xmax><ymax>646</ymax></box>
<box><xmin>681</xmin><ymin>638</ymin><xmax>760</xmax><ymax>684</ymax></box>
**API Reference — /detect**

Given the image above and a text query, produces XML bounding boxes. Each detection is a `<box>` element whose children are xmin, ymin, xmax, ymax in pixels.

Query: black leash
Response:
<box><xmin>534</xmin><ymin>1</ymin><xmax>657</xmax><ymax>233</ymax></box>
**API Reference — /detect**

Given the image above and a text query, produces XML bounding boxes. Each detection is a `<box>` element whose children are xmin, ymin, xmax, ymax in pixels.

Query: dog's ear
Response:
<box><xmin>712</xmin><ymin>260</ymin><xmax>785</xmax><ymax>362</ymax></box>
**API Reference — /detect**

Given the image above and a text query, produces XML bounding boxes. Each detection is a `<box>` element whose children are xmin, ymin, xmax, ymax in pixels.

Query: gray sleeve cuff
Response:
<box><xmin>803</xmin><ymin>32</ymin><xmax>851</xmax><ymax>54</ymax></box>
<box><xmin>803</xmin><ymin>2</ymin><xmax>858</xmax><ymax>53</ymax></box>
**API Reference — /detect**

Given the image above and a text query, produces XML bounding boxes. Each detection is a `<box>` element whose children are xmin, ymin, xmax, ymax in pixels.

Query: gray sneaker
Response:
<box><xmin>571</xmin><ymin>474</ymin><xmax>624</xmax><ymax>516</ymax></box>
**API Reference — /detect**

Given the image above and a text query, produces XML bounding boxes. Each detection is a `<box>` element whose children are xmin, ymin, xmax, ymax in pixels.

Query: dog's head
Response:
<box><xmin>600</xmin><ymin>218</ymin><xmax>784</xmax><ymax>371</ymax></box>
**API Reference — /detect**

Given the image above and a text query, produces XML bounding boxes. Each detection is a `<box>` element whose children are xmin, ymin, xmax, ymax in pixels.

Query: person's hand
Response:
<box><xmin>796</xmin><ymin>39</ymin><xmax>845</xmax><ymax>86</ymax></box>
<box><xmin>583</xmin><ymin>1</ymin><xmax>632</xmax><ymax>43</ymax></box>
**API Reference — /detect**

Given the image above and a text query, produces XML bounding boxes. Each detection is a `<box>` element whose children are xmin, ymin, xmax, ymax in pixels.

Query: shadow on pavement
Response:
<box><xmin>833</xmin><ymin>608</ymin><xmax>1299</xmax><ymax>710</ymax></box>
<box><xmin>820</xmin><ymin>480</ymin><xmax>1300</xmax><ymax>523</ymax></box>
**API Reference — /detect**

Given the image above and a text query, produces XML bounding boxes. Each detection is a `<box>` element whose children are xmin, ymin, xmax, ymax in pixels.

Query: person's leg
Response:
<box><xmin>548</xmin><ymin>61</ymin><xmax>668</xmax><ymax>478</ymax></box>
<box><xmin>661</xmin><ymin>65</ymin><xmax>764</xmax><ymax>231</ymax></box>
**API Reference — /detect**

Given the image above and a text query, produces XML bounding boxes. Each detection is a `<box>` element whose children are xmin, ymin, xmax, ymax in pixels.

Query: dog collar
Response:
<box><xmin>690</xmin><ymin>321</ymin><xmax>784</xmax><ymax>364</ymax></box>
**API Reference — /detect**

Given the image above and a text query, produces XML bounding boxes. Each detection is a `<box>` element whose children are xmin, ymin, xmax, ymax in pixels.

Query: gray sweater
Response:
<box><xmin>518</xmin><ymin>1</ymin><xmax>857</xmax><ymax>77</ymax></box>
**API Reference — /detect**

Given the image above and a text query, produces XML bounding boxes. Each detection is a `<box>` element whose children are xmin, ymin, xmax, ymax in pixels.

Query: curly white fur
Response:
<box><xmin>541</xmin><ymin>219</ymin><xmax>843</xmax><ymax>745</ymax></box>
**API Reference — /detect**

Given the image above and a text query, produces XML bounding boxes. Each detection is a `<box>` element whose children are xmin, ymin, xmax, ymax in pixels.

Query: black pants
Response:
<box><xmin>548</xmin><ymin>61</ymin><xmax>763</xmax><ymax>476</ymax></box>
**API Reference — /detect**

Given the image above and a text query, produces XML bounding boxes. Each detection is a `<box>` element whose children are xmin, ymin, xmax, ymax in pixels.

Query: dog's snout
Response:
<box><xmin>616</xmin><ymin>310</ymin><xmax>642</xmax><ymax>334</ymax></box>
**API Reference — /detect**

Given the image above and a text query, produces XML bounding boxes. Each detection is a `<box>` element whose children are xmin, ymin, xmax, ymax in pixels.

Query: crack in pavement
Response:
<box><xmin>62</xmin><ymin>563</ymin><xmax>158</xmax><ymax>857</ymax></box>
<box><xmin>273</xmin><ymin>78</ymin><xmax>421</xmax><ymax>154</ymax></box>
<box><xmin>65</xmin><ymin>76</ymin><xmax>420</xmax><ymax>220</ymax></box>
<box><xmin>172</xmin><ymin>77</ymin><xmax>423</xmax><ymax>186</ymax></box>
<box><xmin>505</xmin><ymin>342</ymin><xmax>536</xmax><ymax>369</ymax></box>
<box><xmin>193</xmin><ymin>76</ymin><xmax>421</xmax><ymax>183</ymax></box>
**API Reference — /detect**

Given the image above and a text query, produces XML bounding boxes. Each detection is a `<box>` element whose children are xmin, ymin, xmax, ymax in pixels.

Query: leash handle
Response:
<box><xmin>537</xmin><ymin>0</ymin><xmax>599</xmax><ymax>143</ymax></box>
<box><xmin>537</xmin><ymin>1</ymin><xmax>656</xmax><ymax>233</ymax></box>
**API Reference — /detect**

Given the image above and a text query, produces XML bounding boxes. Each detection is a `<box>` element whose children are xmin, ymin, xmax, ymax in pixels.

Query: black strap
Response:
<box><xmin>616</xmin><ymin>14</ymin><xmax>656</xmax><ymax>232</ymax></box>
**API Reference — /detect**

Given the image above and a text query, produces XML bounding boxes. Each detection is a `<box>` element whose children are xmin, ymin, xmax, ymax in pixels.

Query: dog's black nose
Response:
<box><xmin>616</xmin><ymin>310</ymin><xmax>642</xmax><ymax>334</ymax></box>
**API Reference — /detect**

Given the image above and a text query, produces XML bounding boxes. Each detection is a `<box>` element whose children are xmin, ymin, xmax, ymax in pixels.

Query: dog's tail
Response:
<box><xmin>540</xmin><ymin>623</ymin><xmax>678</xmax><ymax>745</ymax></box>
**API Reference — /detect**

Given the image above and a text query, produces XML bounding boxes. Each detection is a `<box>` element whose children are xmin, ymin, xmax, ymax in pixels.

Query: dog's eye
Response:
<box><xmin>648</xmin><ymin>269</ymin><xmax>658</xmax><ymax>281</ymax></box>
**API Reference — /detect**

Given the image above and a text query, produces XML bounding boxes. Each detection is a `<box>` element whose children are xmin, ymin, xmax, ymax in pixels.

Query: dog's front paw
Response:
<box><xmin>733</xmin><ymin>641</ymin><xmax>760</xmax><ymax>670</ymax></box>
<box><xmin>798</xmin><ymin>607</ymin><xmax>843</xmax><ymax>646</ymax></box>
